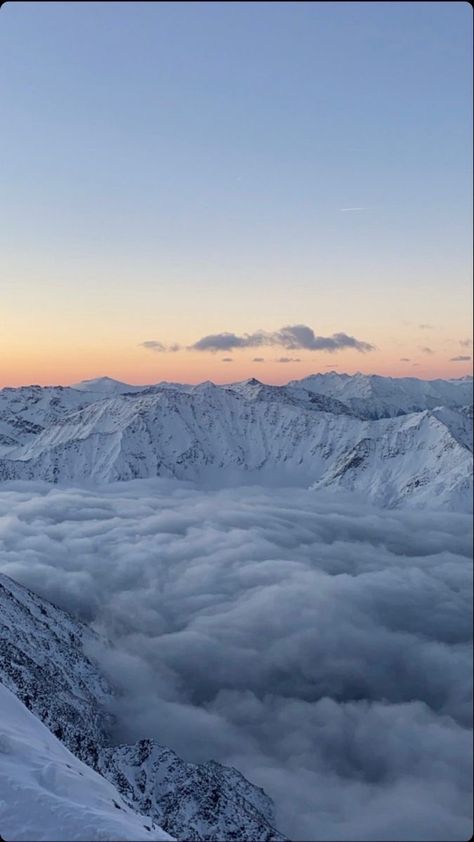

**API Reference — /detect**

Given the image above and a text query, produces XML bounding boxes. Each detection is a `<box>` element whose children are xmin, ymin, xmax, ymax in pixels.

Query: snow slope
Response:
<box><xmin>0</xmin><ymin>684</ymin><xmax>173</xmax><ymax>842</ymax></box>
<box><xmin>0</xmin><ymin>574</ymin><xmax>285</xmax><ymax>842</ymax></box>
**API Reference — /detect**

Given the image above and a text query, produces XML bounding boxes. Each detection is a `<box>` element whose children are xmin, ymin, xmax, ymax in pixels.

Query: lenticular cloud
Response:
<box><xmin>0</xmin><ymin>478</ymin><xmax>472</xmax><ymax>841</ymax></box>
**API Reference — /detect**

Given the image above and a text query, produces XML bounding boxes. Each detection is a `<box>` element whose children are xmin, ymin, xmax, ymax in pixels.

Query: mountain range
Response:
<box><xmin>0</xmin><ymin>373</ymin><xmax>472</xmax><ymax>510</ymax></box>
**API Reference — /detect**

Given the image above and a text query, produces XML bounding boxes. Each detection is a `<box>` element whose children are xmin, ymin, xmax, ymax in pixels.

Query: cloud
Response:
<box><xmin>419</xmin><ymin>324</ymin><xmax>434</xmax><ymax>330</ymax></box>
<box><xmin>190</xmin><ymin>332</ymin><xmax>256</xmax><ymax>352</ymax></box>
<box><xmin>420</xmin><ymin>347</ymin><xmax>434</xmax><ymax>355</ymax></box>
<box><xmin>221</xmin><ymin>358</ymin><xmax>233</xmax><ymax>363</ymax></box>
<box><xmin>400</xmin><ymin>358</ymin><xmax>411</xmax><ymax>362</ymax></box>
<box><xmin>450</xmin><ymin>356</ymin><xmax>471</xmax><ymax>362</ymax></box>
<box><xmin>460</xmin><ymin>339</ymin><xmax>473</xmax><ymax>349</ymax></box>
<box><xmin>252</xmin><ymin>357</ymin><xmax>265</xmax><ymax>363</ymax></box>
<box><xmin>140</xmin><ymin>340</ymin><xmax>167</xmax><ymax>352</ymax></box>
<box><xmin>189</xmin><ymin>325</ymin><xmax>375</xmax><ymax>354</ymax></box>
<box><xmin>140</xmin><ymin>341</ymin><xmax>181</xmax><ymax>353</ymax></box>
<box><xmin>276</xmin><ymin>357</ymin><xmax>301</xmax><ymax>363</ymax></box>
<box><xmin>0</xmin><ymin>480</ymin><xmax>471</xmax><ymax>841</ymax></box>
<box><xmin>340</xmin><ymin>207</ymin><xmax>368</xmax><ymax>212</ymax></box>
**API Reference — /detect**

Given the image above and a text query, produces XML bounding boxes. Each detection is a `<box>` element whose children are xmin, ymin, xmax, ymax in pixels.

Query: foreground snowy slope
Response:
<box><xmin>0</xmin><ymin>573</ymin><xmax>285</xmax><ymax>842</ymax></box>
<box><xmin>0</xmin><ymin>684</ymin><xmax>173</xmax><ymax>842</ymax></box>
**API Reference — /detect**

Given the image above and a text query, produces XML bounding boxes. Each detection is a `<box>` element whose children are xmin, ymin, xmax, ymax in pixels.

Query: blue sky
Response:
<box><xmin>0</xmin><ymin>1</ymin><xmax>472</xmax><ymax>385</ymax></box>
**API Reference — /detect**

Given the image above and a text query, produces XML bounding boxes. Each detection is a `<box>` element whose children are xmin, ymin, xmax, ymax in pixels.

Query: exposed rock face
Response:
<box><xmin>0</xmin><ymin>573</ymin><xmax>111</xmax><ymax>766</ymax></box>
<box><xmin>98</xmin><ymin>741</ymin><xmax>285</xmax><ymax>841</ymax></box>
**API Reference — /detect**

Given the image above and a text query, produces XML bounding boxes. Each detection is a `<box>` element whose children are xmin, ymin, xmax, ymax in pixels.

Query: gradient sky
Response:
<box><xmin>1</xmin><ymin>1</ymin><xmax>472</xmax><ymax>386</ymax></box>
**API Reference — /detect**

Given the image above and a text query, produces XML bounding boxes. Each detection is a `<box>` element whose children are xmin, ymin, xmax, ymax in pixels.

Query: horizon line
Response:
<box><xmin>2</xmin><ymin>370</ymin><xmax>472</xmax><ymax>391</ymax></box>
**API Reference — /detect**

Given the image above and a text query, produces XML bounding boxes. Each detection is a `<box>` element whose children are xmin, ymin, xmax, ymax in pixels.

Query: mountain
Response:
<box><xmin>0</xmin><ymin>684</ymin><xmax>173</xmax><ymax>842</ymax></box>
<box><xmin>0</xmin><ymin>572</ymin><xmax>111</xmax><ymax>767</ymax></box>
<box><xmin>0</xmin><ymin>573</ymin><xmax>285</xmax><ymax>842</ymax></box>
<box><xmin>98</xmin><ymin>743</ymin><xmax>284</xmax><ymax>842</ymax></box>
<box><xmin>288</xmin><ymin>372</ymin><xmax>473</xmax><ymax>419</ymax></box>
<box><xmin>0</xmin><ymin>374</ymin><xmax>471</xmax><ymax>509</ymax></box>
<box><xmin>71</xmin><ymin>377</ymin><xmax>148</xmax><ymax>394</ymax></box>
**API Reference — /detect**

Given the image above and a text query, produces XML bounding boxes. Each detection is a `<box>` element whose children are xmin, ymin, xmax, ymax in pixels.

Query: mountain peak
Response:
<box><xmin>72</xmin><ymin>377</ymin><xmax>144</xmax><ymax>394</ymax></box>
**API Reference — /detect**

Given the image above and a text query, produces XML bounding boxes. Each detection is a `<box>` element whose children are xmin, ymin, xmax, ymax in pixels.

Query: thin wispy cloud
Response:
<box><xmin>450</xmin><ymin>355</ymin><xmax>471</xmax><ymax>362</ymax></box>
<box><xmin>460</xmin><ymin>339</ymin><xmax>473</xmax><ymax>349</ymax></box>
<box><xmin>400</xmin><ymin>357</ymin><xmax>411</xmax><ymax>362</ymax></box>
<box><xmin>276</xmin><ymin>357</ymin><xmax>301</xmax><ymax>363</ymax></box>
<box><xmin>252</xmin><ymin>357</ymin><xmax>265</xmax><ymax>363</ymax></box>
<box><xmin>140</xmin><ymin>340</ymin><xmax>166</xmax><ymax>352</ymax></box>
<box><xmin>420</xmin><ymin>347</ymin><xmax>434</xmax><ymax>355</ymax></box>
<box><xmin>419</xmin><ymin>323</ymin><xmax>434</xmax><ymax>330</ymax></box>
<box><xmin>340</xmin><ymin>207</ymin><xmax>368</xmax><ymax>212</ymax></box>
<box><xmin>139</xmin><ymin>341</ymin><xmax>181</xmax><ymax>353</ymax></box>
<box><xmin>221</xmin><ymin>357</ymin><xmax>233</xmax><ymax>363</ymax></box>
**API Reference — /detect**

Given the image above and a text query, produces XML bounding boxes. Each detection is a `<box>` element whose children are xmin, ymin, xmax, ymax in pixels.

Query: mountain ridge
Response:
<box><xmin>0</xmin><ymin>373</ymin><xmax>472</xmax><ymax>510</ymax></box>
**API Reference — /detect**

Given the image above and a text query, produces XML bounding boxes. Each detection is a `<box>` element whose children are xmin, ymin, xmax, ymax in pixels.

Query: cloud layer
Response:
<box><xmin>0</xmin><ymin>479</ymin><xmax>471</xmax><ymax>841</ymax></box>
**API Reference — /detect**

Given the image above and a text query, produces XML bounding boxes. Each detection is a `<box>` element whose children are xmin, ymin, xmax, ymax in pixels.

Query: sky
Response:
<box><xmin>0</xmin><ymin>1</ymin><xmax>472</xmax><ymax>387</ymax></box>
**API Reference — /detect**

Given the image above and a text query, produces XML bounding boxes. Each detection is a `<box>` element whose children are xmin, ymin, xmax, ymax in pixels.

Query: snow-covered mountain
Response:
<box><xmin>72</xmin><ymin>377</ymin><xmax>148</xmax><ymax>395</ymax></box>
<box><xmin>0</xmin><ymin>573</ymin><xmax>285</xmax><ymax>842</ymax></box>
<box><xmin>288</xmin><ymin>371</ymin><xmax>473</xmax><ymax>419</ymax></box>
<box><xmin>0</xmin><ymin>572</ymin><xmax>111</xmax><ymax>767</ymax></box>
<box><xmin>0</xmin><ymin>374</ymin><xmax>471</xmax><ymax>509</ymax></box>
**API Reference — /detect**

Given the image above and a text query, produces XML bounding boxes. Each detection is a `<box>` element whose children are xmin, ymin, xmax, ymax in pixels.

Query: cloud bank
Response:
<box><xmin>189</xmin><ymin>325</ymin><xmax>375</xmax><ymax>354</ymax></box>
<box><xmin>140</xmin><ymin>326</ymin><xmax>375</xmax><ymax>355</ymax></box>
<box><xmin>0</xmin><ymin>480</ymin><xmax>471</xmax><ymax>841</ymax></box>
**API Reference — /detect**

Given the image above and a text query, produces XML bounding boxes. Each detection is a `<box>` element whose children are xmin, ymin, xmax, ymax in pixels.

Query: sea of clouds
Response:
<box><xmin>0</xmin><ymin>478</ymin><xmax>472</xmax><ymax>841</ymax></box>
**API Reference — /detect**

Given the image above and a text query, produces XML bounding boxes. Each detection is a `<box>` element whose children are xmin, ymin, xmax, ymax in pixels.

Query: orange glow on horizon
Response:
<box><xmin>2</xmin><ymin>348</ymin><xmax>472</xmax><ymax>389</ymax></box>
